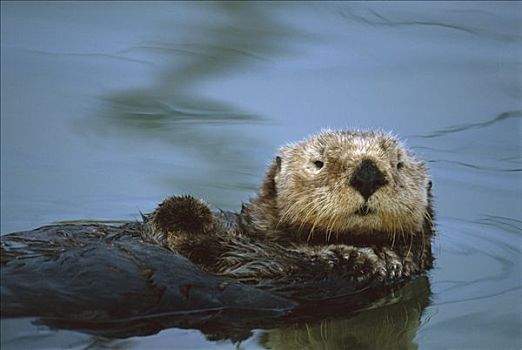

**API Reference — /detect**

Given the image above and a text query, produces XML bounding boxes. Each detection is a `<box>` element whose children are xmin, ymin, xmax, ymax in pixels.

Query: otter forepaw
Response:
<box><xmin>382</xmin><ymin>248</ymin><xmax>405</xmax><ymax>280</ymax></box>
<box><xmin>151</xmin><ymin>195</ymin><xmax>214</xmax><ymax>236</ymax></box>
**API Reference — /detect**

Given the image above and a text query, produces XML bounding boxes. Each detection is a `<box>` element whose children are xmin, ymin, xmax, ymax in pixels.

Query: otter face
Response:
<box><xmin>274</xmin><ymin>130</ymin><xmax>431</xmax><ymax>238</ymax></box>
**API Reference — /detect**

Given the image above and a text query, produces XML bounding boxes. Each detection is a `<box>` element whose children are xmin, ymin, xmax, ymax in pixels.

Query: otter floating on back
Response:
<box><xmin>143</xmin><ymin>130</ymin><xmax>435</xmax><ymax>290</ymax></box>
<box><xmin>1</xmin><ymin>129</ymin><xmax>435</xmax><ymax>339</ymax></box>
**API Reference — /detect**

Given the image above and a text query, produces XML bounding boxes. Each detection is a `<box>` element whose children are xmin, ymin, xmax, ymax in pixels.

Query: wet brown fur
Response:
<box><xmin>240</xmin><ymin>130</ymin><xmax>433</xmax><ymax>244</ymax></box>
<box><xmin>142</xmin><ymin>130</ymin><xmax>435</xmax><ymax>289</ymax></box>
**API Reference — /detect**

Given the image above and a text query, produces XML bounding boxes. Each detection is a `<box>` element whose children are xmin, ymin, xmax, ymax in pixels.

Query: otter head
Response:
<box><xmin>252</xmin><ymin>130</ymin><xmax>433</xmax><ymax>242</ymax></box>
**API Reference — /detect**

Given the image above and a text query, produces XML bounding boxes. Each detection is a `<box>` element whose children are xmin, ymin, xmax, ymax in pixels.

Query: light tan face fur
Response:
<box><xmin>274</xmin><ymin>130</ymin><xmax>430</xmax><ymax>238</ymax></box>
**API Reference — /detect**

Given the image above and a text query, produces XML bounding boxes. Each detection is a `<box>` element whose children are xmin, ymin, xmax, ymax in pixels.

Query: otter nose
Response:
<box><xmin>349</xmin><ymin>159</ymin><xmax>388</xmax><ymax>200</ymax></box>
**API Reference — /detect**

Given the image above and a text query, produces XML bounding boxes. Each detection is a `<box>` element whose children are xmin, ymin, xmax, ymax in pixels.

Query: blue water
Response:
<box><xmin>1</xmin><ymin>2</ymin><xmax>521</xmax><ymax>349</ymax></box>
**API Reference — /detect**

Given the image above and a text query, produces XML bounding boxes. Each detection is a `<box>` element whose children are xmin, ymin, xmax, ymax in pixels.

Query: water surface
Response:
<box><xmin>1</xmin><ymin>2</ymin><xmax>521</xmax><ymax>349</ymax></box>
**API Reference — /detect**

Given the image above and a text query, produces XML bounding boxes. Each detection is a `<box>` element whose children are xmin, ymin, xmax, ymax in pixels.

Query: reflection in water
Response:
<box><xmin>85</xmin><ymin>2</ymin><xmax>300</xmax><ymax>208</ymax></box>
<box><xmin>259</xmin><ymin>277</ymin><xmax>431</xmax><ymax>350</ymax></box>
<box><xmin>1</xmin><ymin>277</ymin><xmax>432</xmax><ymax>350</ymax></box>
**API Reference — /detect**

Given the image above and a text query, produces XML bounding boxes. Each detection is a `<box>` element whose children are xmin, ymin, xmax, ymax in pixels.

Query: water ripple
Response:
<box><xmin>476</xmin><ymin>215</ymin><xmax>522</xmax><ymax>234</ymax></box>
<box><xmin>12</xmin><ymin>47</ymin><xmax>155</xmax><ymax>67</ymax></box>
<box><xmin>427</xmin><ymin>159</ymin><xmax>522</xmax><ymax>173</ymax></box>
<box><xmin>431</xmin><ymin>286</ymin><xmax>522</xmax><ymax>307</ymax></box>
<box><xmin>338</xmin><ymin>7</ymin><xmax>522</xmax><ymax>42</ymax></box>
<box><xmin>119</xmin><ymin>41</ymin><xmax>269</xmax><ymax>62</ymax></box>
<box><xmin>412</xmin><ymin>110</ymin><xmax>522</xmax><ymax>139</ymax></box>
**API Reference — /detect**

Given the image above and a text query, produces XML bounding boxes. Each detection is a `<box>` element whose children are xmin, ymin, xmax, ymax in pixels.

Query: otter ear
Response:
<box><xmin>259</xmin><ymin>156</ymin><xmax>281</xmax><ymax>199</ymax></box>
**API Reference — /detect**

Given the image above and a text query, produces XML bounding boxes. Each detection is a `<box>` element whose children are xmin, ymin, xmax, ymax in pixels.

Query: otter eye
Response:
<box><xmin>397</xmin><ymin>162</ymin><xmax>404</xmax><ymax>170</ymax></box>
<box><xmin>314</xmin><ymin>160</ymin><xmax>324</xmax><ymax>169</ymax></box>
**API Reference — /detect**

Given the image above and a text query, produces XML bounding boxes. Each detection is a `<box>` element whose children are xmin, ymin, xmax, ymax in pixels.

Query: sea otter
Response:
<box><xmin>1</xmin><ymin>129</ymin><xmax>435</xmax><ymax>339</ymax></box>
<box><xmin>143</xmin><ymin>130</ymin><xmax>435</xmax><ymax>290</ymax></box>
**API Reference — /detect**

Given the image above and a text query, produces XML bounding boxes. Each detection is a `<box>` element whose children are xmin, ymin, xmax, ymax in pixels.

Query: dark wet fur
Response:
<box><xmin>153</xmin><ymin>195</ymin><xmax>214</xmax><ymax>234</ymax></box>
<box><xmin>143</xmin><ymin>195</ymin><xmax>434</xmax><ymax>291</ymax></box>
